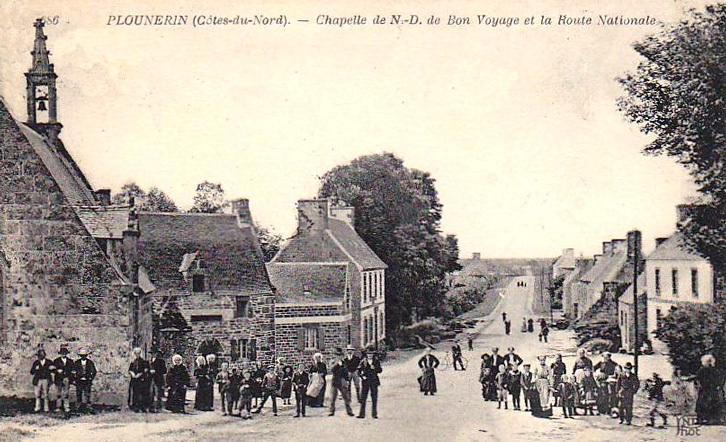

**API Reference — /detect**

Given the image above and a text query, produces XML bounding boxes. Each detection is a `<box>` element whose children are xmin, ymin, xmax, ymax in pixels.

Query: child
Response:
<box><xmin>216</xmin><ymin>362</ymin><xmax>231</xmax><ymax>416</ymax></box>
<box><xmin>292</xmin><ymin>363</ymin><xmax>310</xmax><ymax>417</ymax></box>
<box><xmin>228</xmin><ymin>367</ymin><xmax>240</xmax><ymax>416</ymax></box>
<box><xmin>253</xmin><ymin>365</ymin><xmax>280</xmax><ymax>416</ymax></box>
<box><xmin>558</xmin><ymin>375</ymin><xmax>576</xmax><ymax>418</ymax></box>
<box><xmin>280</xmin><ymin>365</ymin><xmax>294</xmax><ymax>406</ymax></box>
<box><xmin>579</xmin><ymin>367</ymin><xmax>597</xmax><ymax>416</ymax></box>
<box><xmin>496</xmin><ymin>365</ymin><xmax>509</xmax><ymax>410</ymax></box>
<box><xmin>645</xmin><ymin>372</ymin><xmax>670</xmax><ymax>428</ymax></box>
<box><xmin>479</xmin><ymin>354</ymin><xmax>492</xmax><ymax>400</ymax></box>
<box><xmin>509</xmin><ymin>364</ymin><xmax>522</xmax><ymax>411</ymax></box>
<box><xmin>238</xmin><ymin>370</ymin><xmax>253</xmax><ymax>419</ymax></box>
<box><xmin>520</xmin><ymin>364</ymin><xmax>533</xmax><ymax>411</ymax></box>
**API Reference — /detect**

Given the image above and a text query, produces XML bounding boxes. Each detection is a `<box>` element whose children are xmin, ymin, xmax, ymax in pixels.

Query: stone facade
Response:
<box><xmin>275</xmin><ymin>303</ymin><xmax>349</xmax><ymax>366</ymax></box>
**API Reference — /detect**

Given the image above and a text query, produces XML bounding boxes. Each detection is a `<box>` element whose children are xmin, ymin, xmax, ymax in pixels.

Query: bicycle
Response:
<box><xmin>437</xmin><ymin>351</ymin><xmax>469</xmax><ymax>371</ymax></box>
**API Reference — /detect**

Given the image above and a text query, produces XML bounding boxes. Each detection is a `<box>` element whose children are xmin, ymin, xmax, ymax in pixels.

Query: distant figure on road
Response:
<box><xmin>521</xmin><ymin>317</ymin><xmax>527</xmax><ymax>333</ymax></box>
<box><xmin>504</xmin><ymin>320</ymin><xmax>512</xmax><ymax>335</ymax></box>
<box><xmin>527</xmin><ymin>318</ymin><xmax>534</xmax><ymax>333</ymax></box>
<box><xmin>452</xmin><ymin>341</ymin><xmax>465</xmax><ymax>371</ymax></box>
<box><xmin>418</xmin><ymin>348</ymin><xmax>439</xmax><ymax>396</ymax></box>
<box><xmin>467</xmin><ymin>336</ymin><xmax>474</xmax><ymax>351</ymax></box>
<box><xmin>502</xmin><ymin>312</ymin><xmax>507</xmax><ymax>323</ymax></box>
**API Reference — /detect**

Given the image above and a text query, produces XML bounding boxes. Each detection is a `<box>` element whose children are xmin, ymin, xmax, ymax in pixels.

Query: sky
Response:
<box><xmin>0</xmin><ymin>0</ymin><xmax>710</xmax><ymax>258</ymax></box>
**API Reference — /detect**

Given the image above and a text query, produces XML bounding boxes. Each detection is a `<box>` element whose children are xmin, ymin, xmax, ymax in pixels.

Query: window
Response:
<box><xmin>230</xmin><ymin>339</ymin><xmax>239</xmax><ymax>361</ymax></box>
<box><xmin>380</xmin><ymin>312</ymin><xmax>384</xmax><ymax>337</ymax></box>
<box><xmin>192</xmin><ymin>274</ymin><xmax>206</xmax><ymax>293</ymax></box>
<box><xmin>235</xmin><ymin>296</ymin><xmax>250</xmax><ymax>318</ymax></box>
<box><xmin>672</xmin><ymin>269</ymin><xmax>679</xmax><ymax>296</ymax></box>
<box><xmin>190</xmin><ymin>314</ymin><xmax>222</xmax><ymax>323</ymax></box>
<box><xmin>244</xmin><ymin>338</ymin><xmax>257</xmax><ymax>361</ymax></box>
<box><xmin>363</xmin><ymin>317</ymin><xmax>369</xmax><ymax>344</ymax></box>
<box><xmin>691</xmin><ymin>269</ymin><xmax>699</xmax><ymax>298</ymax></box>
<box><xmin>654</xmin><ymin>268</ymin><xmax>661</xmax><ymax>296</ymax></box>
<box><xmin>305</xmin><ymin>327</ymin><xmax>319</xmax><ymax>350</ymax></box>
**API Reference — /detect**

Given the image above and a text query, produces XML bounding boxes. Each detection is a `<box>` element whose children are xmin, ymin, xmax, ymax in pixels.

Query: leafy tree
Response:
<box><xmin>257</xmin><ymin>226</ymin><xmax>283</xmax><ymax>262</ymax></box>
<box><xmin>190</xmin><ymin>181</ymin><xmax>228</xmax><ymax>214</ymax></box>
<box><xmin>617</xmin><ymin>5</ymin><xmax>726</xmax><ymax>270</ymax></box>
<box><xmin>319</xmin><ymin>153</ymin><xmax>462</xmax><ymax>330</ymax></box>
<box><xmin>655</xmin><ymin>303</ymin><xmax>726</xmax><ymax>376</ymax></box>
<box><xmin>111</xmin><ymin>182</ymin><xmax>145</xmax><ymax>205</ymax></box>
<box><xmin>548</xmin><ymin>274</ymin><xmax>565</xmax><ymax>310</ymax></box>
<box><xmin>146</xmin><ymin>187</ymin><xmax>178</xmax><ymax>212</ymax></box>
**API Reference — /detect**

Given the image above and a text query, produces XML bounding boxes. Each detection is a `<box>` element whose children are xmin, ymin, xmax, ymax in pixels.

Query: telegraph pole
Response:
<box><xmin>629</xmin><ymin>230</ymin><xmax>641</xmax><ymax>377</ymax></box>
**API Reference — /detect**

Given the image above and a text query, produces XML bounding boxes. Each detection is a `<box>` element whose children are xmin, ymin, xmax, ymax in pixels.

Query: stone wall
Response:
<box><xmin>274</xmin><ymin>303</ymin><xmax>347</xmax><ymax>367</ymax></box>
<box><xmin>0</xmin><ymin>104</ymin><xmax>139</xmax><ymax>405</ymax></box>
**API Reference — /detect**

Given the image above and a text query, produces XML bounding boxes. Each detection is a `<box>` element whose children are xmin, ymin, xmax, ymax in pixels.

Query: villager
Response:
<box><xmin>280</xmin><ymin>364</ymin><xmax>294</xmax><ymax>405</ymax></box>
<box><xmin>30</xmin><ymin>348</ymin><xmax>53</xmax><ymax>413</ymax></box>
<box><xmin>520</xmin><ymin>364</ymin><xmax>534</xmax><ymax>411</ymax></box>
<box><xmin>344</xmin><ymin>346</ymin><xmax>362</xmax><ymax>403</ymax></box>
<box><xmin>418</xmin><ymin>347</ymin><xmax>439</xmax><ymax>396</ymax></box>
<box><xmin>253</xmin><ymin>365</ymin><xmax>280</xmax><ymax>416</ymax></box>
<box><xmin>328</xmin><ymin>348</ymin><xmax>354</xmax><ymax>417</ymax></box>
<box><xmin>216</xmin><ymin>362</ymin><xmax>231</xmax><ymax>415</ymax></box>
<box><xmin>307</xmin><ymin>352</ymin><xmax>328</xmax><ymax>407</ymax></box>
<box><xmin>578</xmin><ymin>367</ymin><xmax>597</xmax><ymax>416</ymax></box>
<box><xmin>504</xmin><ymin>347</ymin><xmax>523</xmax><ymax>368</ymax></box>
<box><xmin>238</xmin><ymin>370</ymin><xmax>254</xmax><ymax>419</ymax></box>
<box><xmin>227</xmin><ymin>367</ymin><xmax>240</xmax><ymax>415</ymax></box>
<box><xmin>148</xmin><ymin>349</ymin><xmax>167</xmax><ymax>413</ymax></box>
<box><xmin>496</xmin><ymin>365</ymin><xmax>509</xmax><ymax>410</ymax></box>
<box><xmin>645</xmin><ymin>372</ymin><xmax>670</xmax><ymax>427</ymax></box>
<box><xmin>357</xmin><ymin>351</ymin><xmax>382</xmax><ymax>419</ymax></box>
<box><xmin>521</xmin><ymin>317</ymin><xmax>527</xmax><ymax>333</ymax></box>
<box><xmin>74</xmin><ymin>348</ymin><xmax>97</xmax><ymax>413</ymax></box>
<box><xmin>616</xmin><ymin>362</ymin><xmax>640</xmax><ymax>425</ymax></box>
<box><xmin>550</xmin><ymin>354</ymin><xmax>567</xmax><ymax>406</ymax></box>
<box><xmin>479</xmin><ymin>354</ymin><xmax>493</xmax><ymax>400</ymax></box>
<box><xmin>509</xmin><ymin>364</ymin><xmax>522</xmax><ymax>410</ymax></box>
<box><xmin>251</xmin><ymin>360</ymin><xmax>265</xmax><ymax>408</ymax></box>
<box><xmin>527</xmin><ymin>318</ymin><xmax>534</xmax><ymax>333</ymax></box>
<box><xmin>452</xmin><ymin>340</ymin><xmax>465</xmax><ymax>371</ymax></box>
<box><xmin>558</xmin><ymin>375</ymin><xmax>576</xmax><ymax>418</ymax></box>
<box><xmin>53</xmin><ymin>345</ymin><xmax>74</xmax><ymax>413</ymax></box>
<box><xmin>505</xmin><ymin>320</ymin><xmax>512</xmax><ymax>335</ymax></box>
<box><xmin>467</xmin><ymin>336</ymin><xmax>474</xmax><ymax>351</ymax></box>
<box><xmin>166</xmin><ymin>354</ymin><xmax>190</xmax><ymax>413</ymax></box>
<box><xmin>293</xmin><ymin>364</ymin><xmax>310</xmax><ymax>417</ymax></box>
<box><xmin>695</xmin><ymin>354</ymin><xmax>724</xmax><ymax>425</ymax></box>
<box><xmin>194</xmin><ymin>355</ymin><xmax>214</xmax><ymax>411</ymax></box>
<box><xmin>572</xmin><ymin>349</ymin><xmax>594</xmax><ymax>373</ymax></box>
<box><xmin>531</xmin><ymin>356</ymin><xmax>553</xmax><ymax>418</ymax></box>
<box><xmin>128</xmin><ymin>347</ymin><xmax>150</xmax><ymax>412</ymax></box>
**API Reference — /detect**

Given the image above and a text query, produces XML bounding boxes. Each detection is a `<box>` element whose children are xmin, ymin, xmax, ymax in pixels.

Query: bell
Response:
<box><xmin>37</xmin><ymin>99</ymin><xmax>47</xmax><ymax>111</ymax></box>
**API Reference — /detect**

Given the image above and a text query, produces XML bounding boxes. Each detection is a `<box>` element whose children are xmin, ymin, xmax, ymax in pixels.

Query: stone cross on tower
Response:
<box><xmin>25</xmin><ymin>18</ymin><xmax>62</xmax><ymax>141</ymax></box>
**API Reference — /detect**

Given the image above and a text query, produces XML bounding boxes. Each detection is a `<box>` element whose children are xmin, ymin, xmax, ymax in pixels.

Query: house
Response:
<box><xmin>0</xmin><ymin>20</ymin><xmax>152</xmax><ymax>404</ymax></box>
<box><xmin>644</xmin><ymin>232</ymin><xmax>715</xmax><ymax>351</ymax></box>
<box><xmin>562</xmin><ymin>256</ymin><xmax>593</xmax><ymax>318</ymax></box>
<box><xmin>137</xmin><ymin>200</ymin><xmax>276</xmax><ymax>369</ymax></box>
<box><xmin>267</xmin><ymin>199</ymin><xmax>387</xmax><ymax>365</ymax></box>
<box><xmin>553</xmin><ymin>248</ymin><xmax>576</xmax><ymax>279</ymax></box>
<box><xmin>452</xmin><ymin>252</ymin><xmax>491</xmax><ymax>289</ymax></box>
<box><xmin>617</xmin><ymin>273</ymin><xmax>647</xmax><ymax>352</ymax></box>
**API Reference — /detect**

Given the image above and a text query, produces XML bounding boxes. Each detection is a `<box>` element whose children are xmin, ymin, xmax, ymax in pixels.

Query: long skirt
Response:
<box><xmin>420</xmin><ymin>368</ymin><xmax>437</xmax><ymax>393</ymax></box>
<box><xmin>308</xmin><ymin>379</ymin><xmax>326</xmax><ymax>407</ymax></box>
<box><xmin>280</xmin><ymin>380</ymin><xmax>292</xmax><ymax>400</ymax></box>
<box><xmin>195</xmin><ymin>378</ymin><xmax>214</xmax><ymax>411</ymax></box>
<box><xmin>529</xmin><ymin>389</ymin><xmax>551</xmax><ymax>417</ymax></box>
<box><xmin>166</xmin><ymin>386</ymin><xmax>187</xmax><ymax>413</ymax></box>
<box><xmin>535</xmin><ymin>379</ymin><xmax>551</xmax><ymax>412</ymax></box>
<box><xmin>129</xmin><ymin>379</ymin><xmax>148</xmax><ymax>410</ymax></box>
<box><xmin>696</xmin><ymin>387</ymin><xmax>724</xmax><ymax>424</ymax></box>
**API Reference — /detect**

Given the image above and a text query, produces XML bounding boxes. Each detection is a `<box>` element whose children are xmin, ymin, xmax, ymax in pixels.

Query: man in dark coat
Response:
<box><xmin>490</xmin><ymin>348</ymin><xmax>505</xmax><ymax>372</ymax></box>
<box><xmin>148</xmin><ymin>349</ymin><xmax>167</xmax><ymax>412</ymax></box>
<box><xmin>452</xmin><ymin>341</ymin><xmax>465</xmax><ymax>371</ymax></box>
<box><xmin>572</xmin><ymin>349</ymin><xmax>594</xmax><ymax>373</ymax></box>
<box><xmin>74</xmin><ymin>348</ymin><xmax>97</xmax><ymax>413</ymax></box>
<box><xmin>53</xmin><ymin>345</ymin><xmax>75</xmax><ymax>413</ymax></box>
<box><xmin>344</xmin><ymin>345</ymin><xmax>362</xmax><ymax>402</ymax></box>
<box><xmin>30</xmin><ymin>348</ymin><xmax>53</xmax><ymax>413</ymax></box>
<box><xmin>292</xmin><ymin>364</ymin><xmax>310</xmax><ymax>417</ymax></box>
<box><xmin>617</xmin><ymin>362</ymin><xmax>640</xmax><ymax>425</ymax></box>
<box><xmin>504</xmin><ymin>347</ymin><xmax>523</xmax><ymax>368</ymax></box>
<box><xmin>128</xmin><ymin>347</ymin><xmax>150</xmax><ymax>412</ymax></box>
<box><xmin>328</xmin><ymin>348</ymin><xmax>355</xmax><ymax>417</ymax></box>
<box><xmin>645</xmin><ymin>372</ymin><xmax>670</xmax><ymax>428</ymax></box>
<box><xmin>357</xmin><ymin>351</ymin><xmax>383</xmax><ymax>419</ymax></box>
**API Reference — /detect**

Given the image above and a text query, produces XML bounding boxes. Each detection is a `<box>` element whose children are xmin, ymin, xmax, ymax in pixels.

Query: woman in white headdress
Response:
<box><xmin>531</xmin><ymin>355</ymin><xmax>553</xmax><ymax>418</ymax></box>
<box><xmin>194</xmin><ymin>355</ymin><xmax>214</xmax><ymax>411</ymax></box>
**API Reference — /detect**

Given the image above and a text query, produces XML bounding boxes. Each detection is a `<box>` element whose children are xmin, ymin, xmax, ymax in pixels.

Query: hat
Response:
<box><xmin>78</xmin><ymin>348</ymin><xmax>90</xmax><ymax>356</ymax></box>
<box><xmin>346</xmin><ymin>345</ymin><xmax>356</xmax><ymax>351</ymax></box>
<box><xmin>334</xmin><ymin>347</ymin><xmax>344</xmax><ymax>356</ymax></box>
<box><xmin>523</xmin><ymin>364</ymin><xmax>531</xmax><ymax>368</ymax></box>
<box><xmin>507</xmin><ymin>347</ymin><xmax>515</xmax><ymax>352</ymax></box>
<box><xmin>59</xmin><ymin>345</ymin><xmax>69</xmax><ymax>355</ymax></box>
<box><xmin>624</xmin><ymin>362</ymin><xmax>633</xmax><ymax>369</ymax></box>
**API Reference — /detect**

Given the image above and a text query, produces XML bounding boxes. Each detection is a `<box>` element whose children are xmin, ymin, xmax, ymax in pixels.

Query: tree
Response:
<box><xmin>146</xmin><ymin>187</ymin><xmax>178</xmax><ymax>212</ymax></box>
<box><xmin>257</xmin><ymin>226</ymin><xmax>283</xmax><ymax>262</ymax></box>
<box><xmin>548</xmin><ymin>274</ymin><xmax>565</xmax><ymax>310</ymax></box>
<box><xmin>655</xmin><ymin>303</ymin><xmax>726</xmax><ymax>376</ymax></box>
<box><xmin>617</xmin><ymin>5</ymin><xmax>726</xmax><ymax>270</ymax></box>
<box><xmin>318</xmin><ymin>153</ymin><xmax>462</xmax><ymax>330</ymax></box>
<box><xmin>111</xmin><ymin>182</ymin><xmax>179</xmax><ymax>212</ymax></box>
<box><xmin>190</xmin><ymin>181</ymin><xmax>228</xmax><ymax>214</ymax></box>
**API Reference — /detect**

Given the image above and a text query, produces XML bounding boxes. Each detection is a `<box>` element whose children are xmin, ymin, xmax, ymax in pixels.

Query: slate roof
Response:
<box><xmin>266</xmin><ymin>263</ymin><xmax>348</xmax><ymax>303</ymax></box>
<box><xmin>579</xmin><ymin>251</ymin><xmax>628</xmax><ymax>300</ymax></box>
<box><xmin>553</xmin><ymin>252</ymin><xmax>576</xmax><ymax>270</ymax></box>
<box><xmin>17</xmin><ymin>122</ymin><xmax>96</xmax><ymax>205</ymax></box>
<box><xmin>75</xmin><ymin>205</ymin><xmax>130</xmax><ymax>239</ymax></box>
<box><xmin>648</xmin><ymin>232</ymin><xmax>705</xmax><ymax>261</ymax></box>
<box><xmin>137</xmin><ymin>213</ymin><xmax>272</xmax><ymax>294</ymax></box>
<box><xmin>273</xmin><ymin>219</ymin><xmax>387</xmax><ymax>270</ymax></box>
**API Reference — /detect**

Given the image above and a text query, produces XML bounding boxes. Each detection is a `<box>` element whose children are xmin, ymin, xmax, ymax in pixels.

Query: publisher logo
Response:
<box><xmin>675</xmin><ymin>415</ymin><xmax>701</xmax><ymax>437</ymax></box>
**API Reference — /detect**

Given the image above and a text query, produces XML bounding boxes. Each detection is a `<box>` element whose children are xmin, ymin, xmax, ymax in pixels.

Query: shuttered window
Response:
<box><xmin>230</xmin><ymin>339</ymin><xmax>239</xmax><ymax>361</ymax></box>
<box><xmin>298</xmin><ymin>325</ymin><xmax>324</xmax><ymax>350</ymax></box>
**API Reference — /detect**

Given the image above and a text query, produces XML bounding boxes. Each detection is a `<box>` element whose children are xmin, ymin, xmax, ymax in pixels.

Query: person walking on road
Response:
<box><xmin>467</xmin><ymin>335</ymin><xmax>474</xmax><ymax>352</ymax></box>
<box><xmin>418</xmin><ymin>348</ymin><xmax>439</xmax><ymax>396</ymax></box>
<box><xmin>645</xmin><ymin>372</ymin><xmax>670</xmax><ymax>427</ymax></box>
<box><xmin>527</xmin><ymin>318</ymin><xmax>534</xmax><ymax>333</ymax></box>
<box><xmin>502</xmin><ymin>312</ymin><xmax>507</xmax><ymax>323</ymax></box>
<box><xmin>452</xmin><ymin>340</ymin><xmax>466</xmax><ymax>371</ymax></box>
<box><xmin>357</xmin><ymin>351</ymin><xmax>382</xmax><ymax>419</ymax></box>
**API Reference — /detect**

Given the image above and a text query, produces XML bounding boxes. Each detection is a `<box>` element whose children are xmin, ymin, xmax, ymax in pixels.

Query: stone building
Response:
<box><xmin>563</xmin><ymin>256</ymin><xmax>592</xmax><ymax>318</ymax></box>
<box><xmin>552</xmin><ymin>248</ymin><xmax>576</xmax><ymax>279</ymax></box>
<box><xmin>0</xmin><ymin>20</ymin><xmax>152</xmax><ymax>404</ymax></box>
<box><xmin>267</xmin><ymin>199</ymin><xmax>386</xmax><ymax>366</ymax></box>
<box><xmin>138</xmin><ymin>200</ymin><xmax>276</xmax><ymax>369</ymax></box>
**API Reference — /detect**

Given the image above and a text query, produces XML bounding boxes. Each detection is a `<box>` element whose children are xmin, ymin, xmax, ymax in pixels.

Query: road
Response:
<box><xmin>6</xmin><ymin>276</ymin><xmax>720</xmax><ymax>442</ymax></box>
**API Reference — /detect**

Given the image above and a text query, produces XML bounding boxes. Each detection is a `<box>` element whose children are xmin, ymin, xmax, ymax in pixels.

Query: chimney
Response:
<box><xmin>611</xmin><ymin>239</ymin><xmax>627</xmax><ymax>254</ymax></box>
<box><xmin>329</xmin><ymin>205</ymin><xmax>355</xmax><ymax>229</ymax></box>
<box><xmin>655</xmin><ymin>237</ymin><xmax>669</xmax><ymax>247</ymax></box>
<box><xmin>593</xmin><ymin>254</ymin><xmax>603</xmax><ymax>264</ymax></box>
<box><xmin>676</xmin><ymin>204</ymin><xmax>691</xmax><ymax>223</ymax></box>
<box><xmin>231</xmin><ymin>198</ymin><xmax>252</xmax><ymax>225</ymax></box>
<box><xmin>626</xmin><ymin>230</ymin><xmax>642</xmax><ymax>264</ymax></box>
<box><xmin>602</xmin><ymin>242</ymin><xmax>613</xmax><ymax>256</ymax></box>
<box><xmin>122</xmin><ymin>202</ymin><xmax>140</xmax><ymax>284</ymax></box>
<box><xmin>563</xmin><ymin>248</ymin><xmax>574</xmax><ymax>257</ymax></box>
<box><xmin>297</xmin><ymin>199</ymin><xmax>329</xmax><ymax>234</ymax></box>
<box><xmin>472</xmin><ymin>252</ymin><xmax>481</xmax><ymax>261</ymax></box>
<box><xmin>94</xmin><ymin>189</ymin><xmax>111</xmax><ymax>206</ymax></box>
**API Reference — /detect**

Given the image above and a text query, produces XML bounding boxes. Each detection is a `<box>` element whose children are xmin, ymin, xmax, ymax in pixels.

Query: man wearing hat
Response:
<box><xmin>328</xmin><ymin>347</ymin><xmax>354</xmax><ymax>417</ymax></box>
<box><xmin>452</xmin><ymin>340</ymin><xmax>465</xmax><ymax>371</ymax></box>
<box><xmin>30</xmin><ymin>347</ymin><xmax>53</xmax><ymax>413</ymax></box>
<box><xmin>148</xmin><ymin>348</ymin><xmax>167</xmax><ymax>412</ymax></box>
<box><xmin>616</xmin><ymin>362</ymin><xmax>640</xmax><ymax>425</ymax></box>
<box><xmin>253</xmin><ymin>364</ymin><xmax>280</xmax><ymax>416</ymax></box>
<box><xmin>53</xmin><ymin>345</ymin><xmax>75</xmax><ymax>413</ymax></box>
<box><xmin>74</xmin><ymin>348</ymin><xmax>97</xmax><ymax>412</ymax></box>
<box><xmin>344</xmin><ymin>345</ymin><xmax>362</xmax><ymax>403</ymax></box>
<box><xmin>357</xmin><ymin>350</ymin><xmax>382</xmax><ymax>419</ymax></box>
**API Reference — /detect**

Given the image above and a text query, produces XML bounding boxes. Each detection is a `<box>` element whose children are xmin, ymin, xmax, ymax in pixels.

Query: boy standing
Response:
<box><xmin>496</xmin><ymin>365</ymin><xmax>510</xmax><ymax>410</ymax></box>
<box><xmin>508</xmin><ymin>364</ymin><xmax>522</xmax><ymax>411</ymax></box>
<box><xmin>216</xmin><ymin>362</ymin><xmax>231</xmax><ymax>416</ymax></box>
<box><xmin>520</xmin><ymin>364</ymin><xmax>534</xmax><ymax>411</ymax></box>
<box><xmin>238</xmin><ymin>370</ymin><xmax>254</xmax><ymax>419</ymax></box>
<box><xmin>293</xmin><ymin>364</ymin><xmax>310</xmax><ymax>417</ymax></box>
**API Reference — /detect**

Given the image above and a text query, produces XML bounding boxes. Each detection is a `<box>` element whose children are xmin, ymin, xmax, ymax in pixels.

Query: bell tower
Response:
<box><xmin>25</xmin><ymin>18</ymin><xmax>62</xmax><ymax>141</ymax></box>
